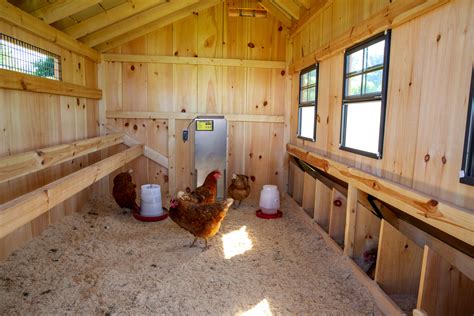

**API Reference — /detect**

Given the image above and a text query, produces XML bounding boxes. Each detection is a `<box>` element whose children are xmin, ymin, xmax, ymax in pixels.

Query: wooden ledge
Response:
<box><xmin>287</xmin><ymin>143</ymin><xmax>474</xmax><ymax>246</ymax></box>
<box><xmin>106</xmin><ymin>111</ymin><xmax>285</xmax><ymax>123</ymax></box>
<box><xmin>0</xmin><ymin>145</ymin><xmax>143</xmax><ymax>239</ymax></box>
<box><xmin>101</xmin><ymin>54</ymin><xmax>287</xmax><ymax>70</ymax></box>
<box><xmin>0</xmin><ymin>69</ymin><xmax>102</xmax><ymax>99</ymax></box>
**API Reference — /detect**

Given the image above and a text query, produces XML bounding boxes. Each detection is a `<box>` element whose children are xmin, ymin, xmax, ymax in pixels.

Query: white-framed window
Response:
<box><xmin>297</xmin><ymin>64</ymin><xmax>318</xmax><ymax>141</ymax></box>
<box><xmin>340</xmin><ymin>30</ymin><xmax>391</xmax><ymax>159</ymax></box>
<box><xmin>0</xmin><ymin>33</ymin><xmax>61</xmax><ymax>80</ymax></box>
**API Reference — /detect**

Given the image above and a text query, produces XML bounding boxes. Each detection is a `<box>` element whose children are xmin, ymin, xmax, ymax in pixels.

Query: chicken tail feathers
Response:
<box><xmin>132</xmin><ymin>201</ymin><xmax>140</xmax><ymax>213</ymax></box>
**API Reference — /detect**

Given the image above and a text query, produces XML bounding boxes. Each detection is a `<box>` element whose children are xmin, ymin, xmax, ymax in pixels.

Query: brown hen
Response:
<box><xmin>227</xmin><ymin>174</ymin><xmax>251</xmax><ymax>207</ymax></box>
<box><xmin>169</xmin><ymin>191</ymin><xmax>233</xmax><ymax>249</ymax></box>
<box><xmin>112</xmin><ymin>171</ymin><xmax>139</xmax><ymax>213</ymax></box>
<box><xmin>179</xmin><ymin>170</ymin><xmax>221</xmax><ymax>204</ymax></box>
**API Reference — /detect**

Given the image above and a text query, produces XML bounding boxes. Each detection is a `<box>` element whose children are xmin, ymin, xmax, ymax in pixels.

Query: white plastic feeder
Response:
<box><xmin>140</xmin><ymin>184</ymin><xmax>163</xmax><ymax>217</ymax></box>
<box><xmin>259</xmin><ymin>185</ymin><xmax>280</xmax><ymax>214</ymax></box>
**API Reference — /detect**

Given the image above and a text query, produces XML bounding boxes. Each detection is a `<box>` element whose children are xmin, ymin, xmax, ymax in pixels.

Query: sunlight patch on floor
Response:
<box><xmin>240</xmin><ymin>299</ymin><xmax>272</xmax><ymax>316</ymax></box>
<box><xmin>222</xmin><ymin>226</ymin><xmax>253</xmax><ymax>259</ymax></box>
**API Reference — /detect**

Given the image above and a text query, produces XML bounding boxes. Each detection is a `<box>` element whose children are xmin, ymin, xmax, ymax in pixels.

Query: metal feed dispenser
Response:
<box><xmin>194</xmin><ymin>116</ymin><xmax>227</xmax><ymax>199</ymax></box>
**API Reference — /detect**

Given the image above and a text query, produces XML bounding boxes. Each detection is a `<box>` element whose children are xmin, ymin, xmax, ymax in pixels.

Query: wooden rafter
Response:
<box><xmin>80</xmin><ymin>0</ymin><xmax>200</xmax><ymax>48</ymax></box>
<box><xmin>0</xmin><ymin>1</ymin><xmax>98</xmax><ymax>61</ymax></box>
<box><xmin>259</xmin><ymin>0</ymin><xmax>292</xmax><ymax>27</ymax></box>
<box><xmin>94</xmin><ymin>0</ymin><xmax>222</xmax><ymax>53</ymax></box>
<box><xmin>273</xmin><ymin>0</ymin><xmax>300</xmax><ymax>19</ymax></box>
<box><xmin>293</xmin><ymin>0</ymin><xmax>311</xmax><ymax>9</ymax></box>
<box><xmin>62</xmin><ymin>0</ymin><xmax>166</xmax><ymax>39</ymax></box>
<box><xmin>0</xmin><ymin>133</ymin><xmax>123</xmax><ymax>184</ymax></box>
<box><xmin>29</xmin><ymin>0</ymin><xmax>102</xmax><ymax>24</ymax></box>
<box><xmin>0</xmin><ymin>144</ymin><xmax>143</xmax><ymax>239</ymax></box>
<box><xmin>290</xmin><ymin>0</ymin><xmax>331</xmax><ymax>37</ymax></box>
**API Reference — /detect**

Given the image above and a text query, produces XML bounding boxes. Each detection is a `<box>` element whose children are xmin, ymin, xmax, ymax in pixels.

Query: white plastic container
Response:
<box><xmin>259</xmin><ymin>185</ymin><xmax>280</xmax><ymax>215</ymax></box>
<box><xmin>140</xmin><ymin>184</ymin><xmax>163</xmax><ymax>217</ymax></box>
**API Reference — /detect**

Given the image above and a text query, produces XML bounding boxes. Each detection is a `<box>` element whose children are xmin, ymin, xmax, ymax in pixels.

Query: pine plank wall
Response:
<box><xmin>104</xmin><ymin>3</ymin><xmax>288</xmax><ymax>200</ymax></box>
<box><xmin>289</xmin><ymin>0</ymin><xmax>474</xmax><ymax>212</ymax></box>
<box><xmin>0</xmin><ymin>21</ymin><xmax>101</xmax><ymax>259</ymax></box>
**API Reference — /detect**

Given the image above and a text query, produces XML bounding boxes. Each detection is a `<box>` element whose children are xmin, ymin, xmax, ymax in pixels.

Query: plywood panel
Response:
<box><xmin>353</xmin><ymin>203</ymin><xmax>381</xmax><ymax>260</ymax></box>
<box><xmin>314</xmin><ymin>179</ymin><xmax>332</xmax><ymax>231</ymax></box>
<box><xmin>417</xmin><ymin>246</ymin><xmax>474</xmax><ymax>315</ymax></box>
<box><xmin>375</xmin><ymin>220</ymin><xmax>424</xmax><ymax>296</ymax></box>
<box><xmin>302</xmin><ymin>172</ymin><xmax>316</xmax><ymax>216</ymax></box>
<box><xmin>329</xmin><ymin>188</ymin><xmax>346</xmax><ymax>246</ymax></box>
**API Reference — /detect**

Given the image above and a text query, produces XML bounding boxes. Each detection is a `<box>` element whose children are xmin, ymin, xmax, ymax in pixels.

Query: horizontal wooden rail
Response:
<box><xmin>0</xmin><ymin>145</ymin><xmax>143</xmax><ymax>239</ymax></box>
<box><xmin>287</xmin><ymin>143</ymin><xmax>474</xmax><ymax>246</ymax></box>
<box><xmin>0</xmin><ymin>69</ymin><xmax>103</xmax><ymax>99</ymax></box>
<box><xmin>106</xmin><ymin>111</ymin><xmax>285</xmax><ymax>123</ymax></box>
<box><xmin>0</xmin><ymin>133</ymin><xmax>123</xmax><ymax>184</ymax></box>
<box><xmin>101</xmin><ymin>54</ymin><xmax>287</xmax><ymax>69</ymax></box>
<box><xmin>106</xmin><ymin>124</ymin><xmax>168</xmax><ymax>169</ymax></box>
<box><xmin>0</xmin><ymin>1</ymin><xmax>98</xmax><ymax>62</ymax></box>
<box><xmin>289</xmin><ymin>0</ymin><xmax>450</xmax><ymax>73</ymax></box>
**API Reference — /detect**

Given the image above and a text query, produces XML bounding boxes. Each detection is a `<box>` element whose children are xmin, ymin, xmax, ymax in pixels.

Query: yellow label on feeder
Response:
<box><xmin>196</xmin><ymin>120</ymin><xmax>214</xmax><ymax>131</ymax></box>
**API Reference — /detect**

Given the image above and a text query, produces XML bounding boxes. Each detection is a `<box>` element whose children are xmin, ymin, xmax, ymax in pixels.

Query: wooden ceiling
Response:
<box><xmin>6</xmin><ymin>0</ymin><xmax>319</xmax><ymax>52</ymax></box>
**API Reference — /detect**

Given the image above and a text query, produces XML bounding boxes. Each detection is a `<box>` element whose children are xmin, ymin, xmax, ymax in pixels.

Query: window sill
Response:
<box><xmin>460</xmin><ymin>176</ymin><xmax>474</xmax><ymax>186</ymax></box>
<box><xmin>297</xmin><ymin>135</ymin><xmax>316</xmax><ymax>142</ymax></box>
<box><xmin>339</xmin><ymin>145</ymin><xmax>381</xmax><ymax>159</ymax></box>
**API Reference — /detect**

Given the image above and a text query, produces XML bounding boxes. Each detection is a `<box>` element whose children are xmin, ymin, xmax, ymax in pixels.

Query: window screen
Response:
<box><xmin>460</xmin><ymin>67</ymin><xmax>474</xmax><ymax>186</ymax></box>
<box><xmin>0</xmin><ymin>33</ymin><xmax>61</xmax><ymax>80</ymax></box>
<box><xmin>297</xmin><ymin>64</ymin><xmax>318</xmax><ymax>141</ymax></box>
<box><xmin>340</xmin><ymin>31</ymin><xmax>391</xmax><ymax>158</ymax></box>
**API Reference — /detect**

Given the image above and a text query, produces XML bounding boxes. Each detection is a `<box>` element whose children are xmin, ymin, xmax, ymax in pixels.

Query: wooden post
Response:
<box><xmin>167</xmin><ymin>118</ymin><xmax>176</xmax><ymax>198</ymax></box>
<box><xmin>344</xmin><ymin>184</ymin><xmax>358</xmax><ymax>257</ymax></box>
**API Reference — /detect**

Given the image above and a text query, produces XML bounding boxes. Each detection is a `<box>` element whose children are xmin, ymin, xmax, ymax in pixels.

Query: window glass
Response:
<box><xmin>364</xmin><ymin>70</ymin><xmax>383</xmax><ymax>94</ymax></box>
<box><xmin>347</xmin><ymin>75</ymin><xmax>362</xmax><ymax>96</ymax></box>
<box><xmin>299</xmin><ymin>106</ymin><xmax>316</xmax><ymax>139</ymax></box>
<box><xmin>366</xmin><ymin>40</ymin><xmax>385</xmax><ymax>68</ymax></box>
<box><xmin>297</xmin><ymin>65</ymin><xmax>318</xmax><ymax>141</ymax></box>
<box><xmin>340</xmin><ymin>31</ymin><xmax>390</xmax><ymax>158</ymax></box>
<box><xmin>347</xmin><ymin>50</ymin><xmax>363</xmax><ymax>73</ymax></box>
<box><xmin>344</xmin><ymin>101</ymin><xmax>382</xmax><ymax>154</ymax></box>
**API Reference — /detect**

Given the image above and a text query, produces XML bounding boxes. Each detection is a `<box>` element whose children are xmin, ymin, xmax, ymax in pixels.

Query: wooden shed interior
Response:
<box><xmin>0</xmin><ymin>0</ymin><xmax>473</xmax><ymax>314</ymax></box>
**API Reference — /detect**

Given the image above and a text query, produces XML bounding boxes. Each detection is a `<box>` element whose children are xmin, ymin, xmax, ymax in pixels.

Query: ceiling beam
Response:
<box><xmin>293</xmin><ymin>0</ymin><xmax>311</xmax><ymax>10</ymax></box>
<box><xmin>30</xmin><ymin>0</ymin><xmax>103</xmax><ymax>24</ymax></box>
<box><xmin>290</xmin><ymin>0</ymin><xmax>332</xmax><ymax>37</ymax></box>
<box><xmin>273</xmin><ymin>0</ymin><xmax>300</xmax><ymax>19</ymax></box>
<box><xmin>94</xmin><ymin>0</ymin><xmax>222</xmax><ymax>53</ymax></box>
<box><xmin>80</xmin><ymin>0</ymin><xmax>200</xmax><ymax>48</ymax></box>
<box><xmin>259</xmin><ymin>0</ymin><xmax>292</xmax><ymax>27</ymax></box>
<box><xmin>0</xmin><ymin>1</ymin><xmax>98</xmax><ymax>61</ymax></box>
<box><xmin>62</xmin><ymin>0</ymin><xmax>166</xmax><ymax>39</ymax></box>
